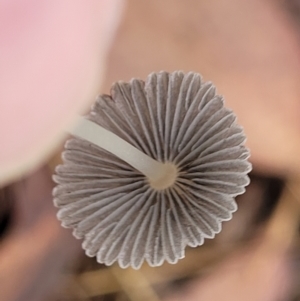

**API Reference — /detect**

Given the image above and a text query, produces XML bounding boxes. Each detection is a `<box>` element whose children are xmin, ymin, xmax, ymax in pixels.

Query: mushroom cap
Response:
<box><xmin>53</xmin><ymin>71</ymin><xmax>252</xmax><ymax>269</ymax></box>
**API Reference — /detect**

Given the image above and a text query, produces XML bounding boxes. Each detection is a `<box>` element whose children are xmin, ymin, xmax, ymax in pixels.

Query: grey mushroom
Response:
<box><xmin>53</xmin><ymin>71</ymin><xmax>252</xmax><ymax>269</ymax></box>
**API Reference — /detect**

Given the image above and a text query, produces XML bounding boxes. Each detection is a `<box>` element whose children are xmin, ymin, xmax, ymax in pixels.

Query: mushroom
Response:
<box><xmin>53</xmin><ymin>71</ymin><xmax>252</xmax><ymax>269</ymax></box>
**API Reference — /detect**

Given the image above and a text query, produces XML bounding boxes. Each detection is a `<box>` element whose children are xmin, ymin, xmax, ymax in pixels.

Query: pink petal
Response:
<box><xmin>0</xmin><ymin>0</ymin><xmax>124</xmax><ymax>185</ymax></box>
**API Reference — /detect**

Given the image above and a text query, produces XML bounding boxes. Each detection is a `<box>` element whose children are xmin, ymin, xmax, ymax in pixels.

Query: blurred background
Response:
<box><xmin>2</xmin><ymin>0</ymin><xmax>300</xmax><ymax>300</ymax></box>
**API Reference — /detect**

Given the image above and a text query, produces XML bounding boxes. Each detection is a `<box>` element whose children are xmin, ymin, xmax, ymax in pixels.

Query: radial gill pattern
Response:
<box><xmin>53</xmin><ymin>71</ymin><xmax>252</xmax><ymax>269</ymax></box>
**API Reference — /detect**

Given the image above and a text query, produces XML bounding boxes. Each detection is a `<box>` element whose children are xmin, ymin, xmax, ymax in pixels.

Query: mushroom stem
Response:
<box><xmin>68</xmin><ymin>117</ymin><xmax>177</xmax><ymax>188</ymax></box>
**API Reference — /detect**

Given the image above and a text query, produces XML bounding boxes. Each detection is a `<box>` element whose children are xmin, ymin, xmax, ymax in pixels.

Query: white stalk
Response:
<box><xmin>68</xmin><ymin>117</ymin><xmax>177</xmax><ymax>189</ymax></box>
